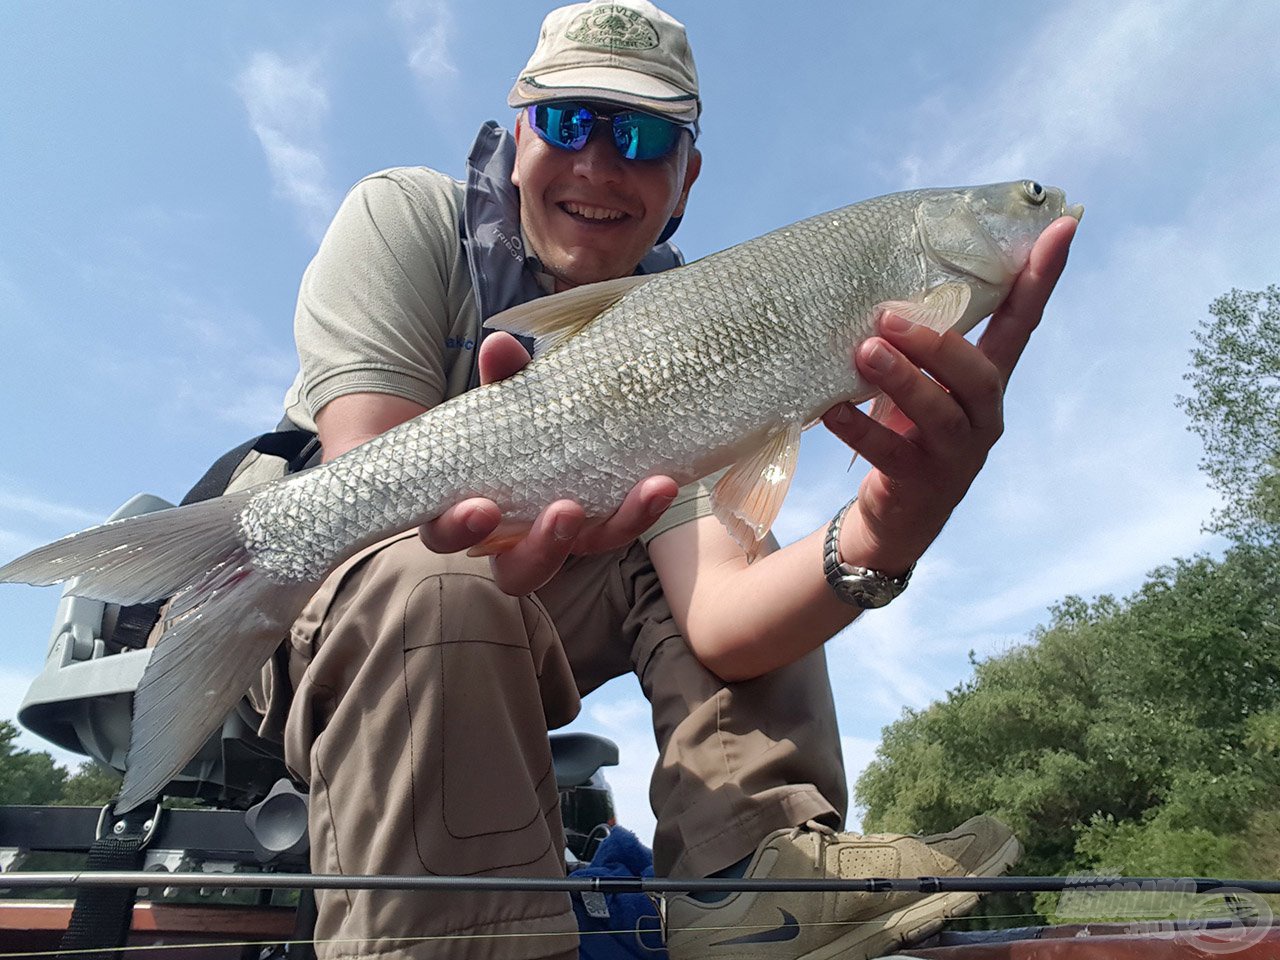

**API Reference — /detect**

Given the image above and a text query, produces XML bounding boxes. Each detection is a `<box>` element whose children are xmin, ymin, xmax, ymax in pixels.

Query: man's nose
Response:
<box><xmin>570</xmin><ymin>123</ymin><xmax>624</xmax><ymax>182</ymax></box>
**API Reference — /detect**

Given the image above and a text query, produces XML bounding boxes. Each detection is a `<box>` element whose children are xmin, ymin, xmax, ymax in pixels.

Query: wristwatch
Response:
<box><xmin>822</xmin><ymin>496</ymin><xmax>915</xmax><ymax>609</ymax></box>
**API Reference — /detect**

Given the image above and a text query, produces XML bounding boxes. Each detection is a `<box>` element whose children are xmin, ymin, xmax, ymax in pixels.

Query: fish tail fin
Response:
<box><xmin>117</xmin><ymin>567</ymin><xmax>314</xmax><ymax>812</ymax></box>
<box><xmin>0</xmin><ymin>491</ymin><xmax>317</xmax><ymax>814</ymax></box>
<box><xmin>0</xmin><ymin>491</ymin><xmax>254</xmax><ymax>604</ymax></box>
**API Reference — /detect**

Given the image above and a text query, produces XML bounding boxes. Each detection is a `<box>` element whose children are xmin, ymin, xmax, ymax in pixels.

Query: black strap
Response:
<box><xmin>182</xmin><ymin>428</ymin><xmax>318</xmax><ymax>505</ymax></box>
<box><xmin>57</xmin><ymin>805</ymin><xmax>158</xmax><ymax>960</ymax></box>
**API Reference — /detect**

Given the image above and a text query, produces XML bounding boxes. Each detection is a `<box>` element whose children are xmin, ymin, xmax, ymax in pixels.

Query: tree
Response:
<box><xmin>58</xmin><ymin>760</ymin><xmax>122</xmax><ymax>806</ymax></box>
<box><xmin>855</xmin><ymin>541</ymin><xmax>1280</xmax><ymax>922</ymax></box>
<box><xmin>1178</xmin><ymin>285</ymin><xmax>1280</xmax><ymax>544</ymax></box>
<box><xmin>0</xmin><ymin>720</ymin><xmax>68</xmax><ymax>805</ymax></box>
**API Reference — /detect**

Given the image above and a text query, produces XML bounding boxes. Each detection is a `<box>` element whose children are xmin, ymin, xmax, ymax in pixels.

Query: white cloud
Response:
<box><xmin>390</xmin><ymin>0</ymin><xmax>458</xmax><ymax>88</ymax></box>
<box><xmin>895</xmin><ymin>0</ymin><xmax>1280</xmax><ymax>185</ymax></box>
<box><xmin>70</xmin><ymin>266</ymin><xmax>298</xmax><ymax>432</ymax></box>
<box><xmin>0</xmin><ymin>486</ymin><xmax>102</xmax><ymax>531</ymax></box>
<box><xmin>236</xmin><ymin>52</ymin><xmax>338</xmax><ymax>241</ymax></box>
<box><xmin>831</xmin><ymin>589</ymin><xmax>949</xmax><ymax>715</ymax></box>
<box><xmin>0</xmin><ymin>485</ymin><xmax>107</xmax><ymax>559</ymax></box>
<box><xmin>956</xmin><ymin>480</ymin><xmax>1220</xmax><ymax>631</ymax></box>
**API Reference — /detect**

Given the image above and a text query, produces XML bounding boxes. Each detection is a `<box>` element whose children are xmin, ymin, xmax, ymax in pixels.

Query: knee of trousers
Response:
<box><xmin>287</xmin><ymin>534</ymin><xmax>579</xmax><ymax>882</ymax></box>
<box><xmin>285</xmin><ymin>533</ymin><xmax>581</xmax><ymax>776</ymax></box>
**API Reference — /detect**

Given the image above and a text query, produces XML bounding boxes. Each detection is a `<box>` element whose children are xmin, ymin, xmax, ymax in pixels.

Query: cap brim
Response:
<box><xmin>507</xmin><ymin>66</ymin><xmax>699</xmax><ymax>123</ymax></box>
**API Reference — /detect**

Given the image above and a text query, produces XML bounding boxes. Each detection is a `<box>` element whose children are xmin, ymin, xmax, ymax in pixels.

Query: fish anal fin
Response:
<box><xmin>874</xmin><ymin>281</ymin><xmax>972</xmax><ymax>336</ymax></box>
<box><xmin>868</xmin><ymin>392</ymin><xmax>899</xmax><ymax>428</ymax></box>
<box><xmin>847</xmin><ymin>393</ymin><xmax>900</xmax><ymax>469</ymax></box>
<box><xmin>486</xmin><ymin>274</ymin><xmax>652</xmax><ymax>357</ymax></box>
<box><xmin>466</xmin><ymin>521</ymin><xmax>535</xmax><ymax>557</ymax></box>
<box><xmin>711</xmin><ymin>423</ymin><xmax>803</xmax><ymax>561</ymax></box>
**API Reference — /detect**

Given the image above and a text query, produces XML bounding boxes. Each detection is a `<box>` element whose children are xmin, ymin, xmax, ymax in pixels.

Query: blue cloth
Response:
<box><xmin>569</xmin><ymin>827</ymin><xmax>666</xmax><ymax>959</ymax></box>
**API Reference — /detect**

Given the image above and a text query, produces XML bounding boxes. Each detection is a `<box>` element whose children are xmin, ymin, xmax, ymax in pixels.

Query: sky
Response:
<box><xmin>1</xmin><ymin>1</ymin><xmax>1278</xmax><ymax>846</ymax></box>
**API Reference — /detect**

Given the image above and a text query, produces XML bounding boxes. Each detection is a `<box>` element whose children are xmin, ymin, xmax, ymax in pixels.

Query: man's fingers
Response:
<box><xmin>419</xmin><ymin>498</ymin><xmax>501</xmax><ymax>553</ymax></box>
<box><xmin>489</xmin><ymin>501</ymin><xmax>583</xmax><ymax>595</ymax></box>
<box><xmin>821</xmin><ymin>401</ymin><xmax>923</xmax><ymax>482</ymax></box>
<box><xmin>978</xmin><ymin>216</ymin><xmax>1077</xmax><ymax>383</ymax></box>
<box><xmin>574</xmin><ymin>476</ymin><xmax>679</xmax><ymax>554</ymax></box>
<box><xmin>478</xmin><ymin>331</ymin><xmax>533</xmax><ymax>385</ymax></box>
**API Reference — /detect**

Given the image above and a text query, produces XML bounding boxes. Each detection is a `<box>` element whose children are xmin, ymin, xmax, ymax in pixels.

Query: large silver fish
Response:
<box><xmin>1</xmin><ymin>180</ymin><xmax>1081</xmax><ymax>811</ymax></box>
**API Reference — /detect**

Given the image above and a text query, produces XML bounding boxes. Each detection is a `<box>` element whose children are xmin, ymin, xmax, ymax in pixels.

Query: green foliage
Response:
<box><xmin>856</xmin><ymin>541</ymin><xmax>1280</xmax><ymax>925</ymax></box>
<box><xmin>1178</xmin><ymin>285</ymin><xmax>1280</xmax><ymax>544</ymax></box>
<box><xmin>57</xmin><ymin>760</ymin><xmax>122</xmax><ymax>806</ymax></box>
<box><xmin>0</xmin><ymin>721</ymin><xmax>121</xmax><ymax>807</ymax></box>
<box><xmin>0</xmin><ymin>720</ymin><xmax>68</xmax><ymax>805</ymax></box>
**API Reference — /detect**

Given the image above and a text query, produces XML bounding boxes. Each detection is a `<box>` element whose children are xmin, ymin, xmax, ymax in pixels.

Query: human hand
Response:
<box><xmin>419</xmin><ymin>331</ymin><xmax>678</xmax><ymax>595</ymax></box>
<box><xmin>820</xmin><ymin>215</ymin><xmax>1077</xmax><ymax>575</ymax></box>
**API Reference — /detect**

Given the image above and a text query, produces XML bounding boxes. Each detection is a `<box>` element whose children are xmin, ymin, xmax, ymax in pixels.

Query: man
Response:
<box><xmin>265</xmin><ymin>1</ymin><xmax>1077</xmax><ymax>958</ymax></box>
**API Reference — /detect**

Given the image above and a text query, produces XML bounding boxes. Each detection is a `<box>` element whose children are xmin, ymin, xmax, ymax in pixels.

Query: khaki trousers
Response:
<box><xmin>270</xmin><ymin>531</ymin><xmax>846</xmax><ymax>960</ymax></box>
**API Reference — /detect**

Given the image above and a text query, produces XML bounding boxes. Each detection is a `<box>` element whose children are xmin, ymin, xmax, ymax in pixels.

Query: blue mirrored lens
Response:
<box><xmin>529</xmin><ymin>103</ymin><xmax>685</xmax><ymax>161</ymax></box>
<box><xmin>611</xmin><ymin>111</ymin><xmax>681</xmax><ymax>161</ymax></box>
<box><xmin>532</xmin><ymin>104</ymin><xmax>594</xmax><ymax>151</ymax></box>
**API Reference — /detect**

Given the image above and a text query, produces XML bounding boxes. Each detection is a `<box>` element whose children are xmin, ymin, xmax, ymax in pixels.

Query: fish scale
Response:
<box><xmin>0</xmin><ymin>180</ymin><xmax>1079</xmax><ymax>811</ymax></box>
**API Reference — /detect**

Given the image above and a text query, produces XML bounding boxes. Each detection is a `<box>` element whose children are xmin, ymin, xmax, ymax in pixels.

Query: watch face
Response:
<box><xmin>835</xmin><ymin>576</ymin><xmax>892</xmax><ymax>609</ymax></box>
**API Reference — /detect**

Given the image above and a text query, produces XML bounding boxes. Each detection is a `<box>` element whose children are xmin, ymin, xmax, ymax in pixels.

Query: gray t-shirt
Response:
<box><xmin>282</xmin><ymin>167</ymin><xmax>480</xmax><ymax>430</ymax></box>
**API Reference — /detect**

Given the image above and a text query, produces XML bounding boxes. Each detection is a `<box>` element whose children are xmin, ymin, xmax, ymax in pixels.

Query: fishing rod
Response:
<box><xmin>2</xmin><ymin>872</ymin><xmax>1279</xmax><ymax>895</ymax></box>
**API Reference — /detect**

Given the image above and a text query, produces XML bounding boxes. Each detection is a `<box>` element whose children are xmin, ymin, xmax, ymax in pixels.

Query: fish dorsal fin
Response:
<box><xmin>873</xmin><ymin>281</ymin><xmax>972</xmax><ymax>336</ymax></box>
<box><xmin>486</xmin><ymin>274</ymin><xmax>653</xmax><ymax>357</ymax></box>
<box><xmin>711</xmin><ymin>422</ymin><xmax>803</xmax><ymax>561</ymax></box>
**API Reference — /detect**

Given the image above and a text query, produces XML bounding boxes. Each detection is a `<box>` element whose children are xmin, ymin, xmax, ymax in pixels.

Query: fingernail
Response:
<box><xmin>834</xmin><ymin>403</ymin><xmax>854</xmax><ymax>424</ymax></box>
<box><xmin>554</xmin><ymin>515</ymin><xmax>580</xmax><ymax>541</ymax></box>
<box><xmin>465</xmin><ymin>510</ymin><xmax>492</xmax><ymax>534</ymax></box>
<box><xmin>880</xmin><ymin>313</ymin><xmax>913</xmax><ymax>335</ymax></box>
<box><xmin>865</xmin><ymin>341</ymin><xmax>895</xmax><ymax>372</ymax></box>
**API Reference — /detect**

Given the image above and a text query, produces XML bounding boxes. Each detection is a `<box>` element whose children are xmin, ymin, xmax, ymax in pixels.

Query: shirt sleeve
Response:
<box><xmin>293</xmin><ymin>169</ymin><xmax>468</xmax><ymax>420</ymax></box>
<box><xmin>638</xmin><ymin>471</ymin><xmax>723</xmax><ymax>545</ymax></box>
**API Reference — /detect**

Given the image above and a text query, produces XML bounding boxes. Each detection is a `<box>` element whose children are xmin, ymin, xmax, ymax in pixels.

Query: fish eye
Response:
<box><xmin>1022</xmin><ymin>180</ymin><xmax>1046</xmax><ymax>204</ymax></box>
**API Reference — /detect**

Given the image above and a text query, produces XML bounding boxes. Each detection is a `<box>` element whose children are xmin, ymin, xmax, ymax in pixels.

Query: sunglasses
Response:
<box><xmin>525</xmin><ymin>102</ymin><xmax>695</xmax><ymax>162</ymax></box>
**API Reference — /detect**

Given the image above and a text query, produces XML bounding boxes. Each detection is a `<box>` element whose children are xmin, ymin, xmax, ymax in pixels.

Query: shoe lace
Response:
<box><xmin>789</xmin><ymin>818</ymin><xmax>837</xmax><ymax>863</ymax></box>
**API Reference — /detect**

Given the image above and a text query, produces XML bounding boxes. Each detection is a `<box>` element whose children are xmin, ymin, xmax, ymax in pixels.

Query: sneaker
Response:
<box><xmin>663</xmin><ymin>814</ymin><xmax>1021</xmax><ymax>960</ymax></box>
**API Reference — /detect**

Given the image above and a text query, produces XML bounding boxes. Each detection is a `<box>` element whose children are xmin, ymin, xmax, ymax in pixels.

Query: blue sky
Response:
<box><xmin>1</xmin><ymin>1</ymin><xmax>1278</xmax><ymax>843</ymax></box>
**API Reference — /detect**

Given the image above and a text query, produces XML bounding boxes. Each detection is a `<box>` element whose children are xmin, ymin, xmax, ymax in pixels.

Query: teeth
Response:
<box><xmin>563</xmin><ymin>202</ymin><xmax>626</xmax><ymax>221</ymax></box>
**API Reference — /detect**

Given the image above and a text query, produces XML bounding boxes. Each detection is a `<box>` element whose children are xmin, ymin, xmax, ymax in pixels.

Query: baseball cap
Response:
<box><xmin>507</xmin><ymin>0</ymin><xmax>700</xmax><ymax>125</ymax></box>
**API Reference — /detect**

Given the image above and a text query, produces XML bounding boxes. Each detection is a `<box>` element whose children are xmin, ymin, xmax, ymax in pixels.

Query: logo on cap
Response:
<box><xmin>566</xmin><ymin>5</ymin><xmax>659</xmax><ymax>51</ymax></box>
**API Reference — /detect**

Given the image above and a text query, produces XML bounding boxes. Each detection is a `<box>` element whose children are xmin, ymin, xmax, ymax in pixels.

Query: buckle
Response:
<box><xmin>96</xmin><ymin>801</ymin><xmax>163</xmax><ymax>849</ymax></box>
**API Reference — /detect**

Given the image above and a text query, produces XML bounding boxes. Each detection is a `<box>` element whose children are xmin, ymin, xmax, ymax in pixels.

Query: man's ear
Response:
<box><xmin>511</xmin><ymin>112</ymin><xmax>524</xmax><ymax>188</ymax></box>
<box><xmin>674</xmin><ymin>145</ymin><xmax>702</xmax><ymax>217</ymax></box>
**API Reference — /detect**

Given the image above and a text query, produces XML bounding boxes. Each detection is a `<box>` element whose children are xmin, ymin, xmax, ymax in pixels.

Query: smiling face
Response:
<box><xmin>511</xmin><ymin>108</ymin><xmax>701</xmax><ymax>291</ymax></box>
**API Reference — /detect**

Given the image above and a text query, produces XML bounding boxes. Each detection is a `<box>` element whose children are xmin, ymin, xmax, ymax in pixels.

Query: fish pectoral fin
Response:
<box><xmin>466</xmin><ymin>520</ymin><xmax>536</xmax><ymax>557</ymax></box>
<box><xmin>874</xmin><ymin>281</ymin><xmax>972</xmax><ymax>335</ymax></box>
<box><xmin>711</xmin><ymin>423</ymin><xmax>803</xmax><ymax>562</ymax></box>
<box><xmin>485</xmin><ymin>274</ymin><xmax>653</xmax><ymax>358</ymax></box>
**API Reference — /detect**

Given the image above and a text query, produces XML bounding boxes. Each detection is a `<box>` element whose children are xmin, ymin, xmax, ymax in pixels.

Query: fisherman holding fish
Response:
<box><xmin>0</xmin><ymin>1</ymin><xmax>1079</xmax><ymax>957</ymax></box>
